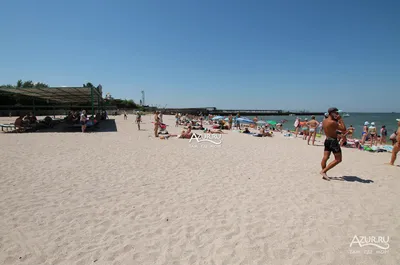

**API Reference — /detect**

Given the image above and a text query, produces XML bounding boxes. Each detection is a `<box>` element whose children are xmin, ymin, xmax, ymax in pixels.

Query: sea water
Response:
<box><xmin>247</xmin><ymin>113</ymin><xmax>399</xmax><ymax>139</ymax></box>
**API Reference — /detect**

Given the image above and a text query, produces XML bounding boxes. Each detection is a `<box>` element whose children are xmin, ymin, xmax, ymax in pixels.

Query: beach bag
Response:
<box><xmin>390</xmin><ymin>133</ymin><xmax>396</xmax><ymax>140</ymax></box>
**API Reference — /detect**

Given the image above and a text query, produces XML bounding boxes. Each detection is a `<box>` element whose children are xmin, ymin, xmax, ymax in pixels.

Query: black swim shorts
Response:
<box><xmin>324</xmin><ymin>138</ymin><xmax>341</xmax><ymax>153</ymax></box>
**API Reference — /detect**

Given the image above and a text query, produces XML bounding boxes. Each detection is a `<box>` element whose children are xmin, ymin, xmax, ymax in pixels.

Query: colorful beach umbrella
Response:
<box><xmin>212</xmin><ymin>116</ymin><xmax>224</xmax><ymax>120</ymax></box>
<box><xmin>266</xmin><ymin>120</ymin><xmax>277</xmax><ymax>125</ymax></box>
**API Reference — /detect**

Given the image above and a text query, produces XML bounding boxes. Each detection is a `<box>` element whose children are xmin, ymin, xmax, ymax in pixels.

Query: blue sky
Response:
<box><xmin>1</xmin><ymin>0</ymin><xmax>399</xmax><ymax>112</ymax></box>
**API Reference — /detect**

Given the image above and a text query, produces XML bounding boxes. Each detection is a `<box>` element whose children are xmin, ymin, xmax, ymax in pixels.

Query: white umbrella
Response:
<box><xmin>237</xmin><ymin>117</ymin><xmax>254</xmax><ymax>124</ymax></box>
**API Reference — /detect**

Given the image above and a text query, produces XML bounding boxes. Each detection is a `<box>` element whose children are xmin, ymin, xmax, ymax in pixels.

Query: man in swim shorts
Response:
<box><xmin>307</xmin><ymin>116</ymin><xmax>320</xmax><ymax>145</ymax></box>
<box><xmin>320</xmin><ymin>107</ymin><xmax>346</xmax><ymax>181</ymax></box>
<box><xmin>388</xmin><ymin>119</ymin><xmax>400</xmax><ymax>166</ymax></box>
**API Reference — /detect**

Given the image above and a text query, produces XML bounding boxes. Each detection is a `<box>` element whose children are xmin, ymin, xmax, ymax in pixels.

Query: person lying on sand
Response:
<box><xmin>205</xmin><ymin>129</ymin><xmax>225</xmax><ymax>134</ymax></box>
<box><xmin>255</xmin><ymin>128</ymin><xmax>273</xmax><ymax>137</ymax></box>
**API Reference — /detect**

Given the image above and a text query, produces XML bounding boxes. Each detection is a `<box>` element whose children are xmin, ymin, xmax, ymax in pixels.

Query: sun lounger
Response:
<box><xmin>0</xmin><ymin>124</ymin><xmax>16</xmax><ymax>131</ymax></box>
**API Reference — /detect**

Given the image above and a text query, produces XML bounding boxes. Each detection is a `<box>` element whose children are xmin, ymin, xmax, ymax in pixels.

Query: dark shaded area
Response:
<box><xmin>330</xmin><ymin>176</ymin><xmax>374</xmax><ymax>183</ymax></box>
<box><xmin>2</xmin><ymin>119</ymin><xmax>118</xmax><ymax>134</ymax></box>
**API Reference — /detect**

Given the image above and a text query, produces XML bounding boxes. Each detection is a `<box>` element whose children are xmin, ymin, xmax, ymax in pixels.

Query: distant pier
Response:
<box><xmin>161</xmin><ymin>107</ymin><xmax>324</xmax><ymax>116</ymax></box>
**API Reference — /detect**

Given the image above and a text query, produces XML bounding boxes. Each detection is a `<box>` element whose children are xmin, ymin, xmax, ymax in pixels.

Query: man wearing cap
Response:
<box><xmin>388</xmin><ymin>119</ymin><xmax>400</xmax><ymax>166</ymax></box>
<box><xmin>320</xmin><ymin>107</ymin><xmax>346</xmax><ymax>180</ymax></box>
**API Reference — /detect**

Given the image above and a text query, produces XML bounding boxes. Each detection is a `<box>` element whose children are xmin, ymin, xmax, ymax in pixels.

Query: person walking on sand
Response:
<box><xmin>123</xmin><ymin>110</ymin><xmax>128</xmax><ymax>120</ymax></box>
<box><xmin>307</xmin><ymin>116</ymin><xmax>320</xmax><ymax>145</ymax></box>
<box><xmin>387</xmin><ymin>119</ymin><xmax>400</xmax><ymax>166</ymax></box>
<box><xmin>294</xmin><ymin>117</ymin><xmax>301</xmax><ymax>137</ymax></box>
<box><xmin>320</xmin><ymin>107</ymin><xmax>346</xmax><ymax>181</ymax></box>
<box><xmin>228</xmin><ymin>114</ymin><xmax>233</xmax><ymax>129</ymax></box>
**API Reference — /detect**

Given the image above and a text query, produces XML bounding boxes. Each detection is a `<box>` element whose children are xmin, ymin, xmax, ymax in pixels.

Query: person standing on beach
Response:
<box><xmin>235</xmin><ymin>113</ymin><xmax>241</xmax><ymax>129</ymax></box>
<box><xmin>368</xmin><ymin>122</ymin><xmax>377</xmax><ymax>146</ymax></box>
<box><xmin>228</xmin><ymin>114</ymin><xmax>233</xmax><ymax>129</ymax></box>
<box><xmin>302</xmin><ymin>118</ymin><xmax>309</xmax><ymax>140</ymax></box>
<box><xmin>361</xmin><ymin>121</ymin><xmax>369</xmax><ymax>144</ymax></box>
<box><xmin>175</xmin><ymin>113</ymin><xmax>179</xmax><ymax>127</ymax></box>
<box><xmin>387</xmin><ymin>119</ymin><xmax>400</xmax><ymax>166</ymax></box>
<box><xmin>136</xmin><ymin>111</ymin><xmax>141</xmax><ymax>130</ymax></box>
<box><xmin>294</xmin><ymin>118</ymin><xmax>301</xmax><ymax>137</ymax></box>
<box><xmin>380</xmin><ymin>125</ymin><xmax>387</xmax><ymax>145</ymax></box>
<box><xmin>347</xmin><ymin>125</ymin><xmax>355</xmax><ymax>139</ymax></box>
<box><xmin>123</xmin><ymin>110</ymin><xmax>128</xmax><ymax>120</ymax></box>
<box><xmin>307</xmin><ymin>116</ymin><xmax>319</xmax><ymax>145</ymax></box>
<box><xmin>320</xmin><ymin>107</ymin><xmax>346</xmax><ymax>181</ymax></box>
<box><xmin>154</xmin><ymin>111</ymin><xmax>160</xmax><ymax>137</ymax></box>
<box><xmin>80</xmin><ymin>110</ymin><xmax>87</xmax><ymax>133</ymax></box>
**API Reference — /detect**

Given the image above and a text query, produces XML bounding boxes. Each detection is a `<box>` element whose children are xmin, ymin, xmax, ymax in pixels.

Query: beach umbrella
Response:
<box><xmin>237</xmin><ymin>117</ymin><xmax>254</xmax><ymax>124</ymax></box>
<box><xmin>212</xmin><ymin>116</ymin><xmax>224</xmax><ymax>120</ymax></box>
<box><xmin>266</xmin><ymin>120</ymin><xmax>277</xmax><ymax>125</ymax></box>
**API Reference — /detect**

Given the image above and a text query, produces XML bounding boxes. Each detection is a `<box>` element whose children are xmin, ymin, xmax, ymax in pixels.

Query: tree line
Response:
<box><xmin>0</xmin><ymin>80</ymin><xmax>140</xmax><ymax>109</ymax></box>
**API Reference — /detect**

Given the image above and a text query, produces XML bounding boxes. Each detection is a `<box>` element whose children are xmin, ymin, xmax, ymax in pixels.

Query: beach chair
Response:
<box><xmin>0</xmin><ymin>124</ymin><xmax>16</xmax><ymax>131</ymax></box>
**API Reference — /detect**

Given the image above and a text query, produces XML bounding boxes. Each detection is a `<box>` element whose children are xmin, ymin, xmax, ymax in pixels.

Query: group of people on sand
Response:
<box><xmin>13</xmin><ymin>112</ymin><xmax>38</xmax><ymax>132</ymax></box>
<box><xmin>293</xmin><ymin>116</ymin><xmax>320</xmax><ymax>145</ymax></box>
<box><xmin>319</xmin><ymin>108</ymin><xmax>400</xmax><ymax>181</ymax></box>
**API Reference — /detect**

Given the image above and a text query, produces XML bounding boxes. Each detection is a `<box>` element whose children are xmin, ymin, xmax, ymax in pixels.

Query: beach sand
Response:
<box><xmin>0</xmin><ymin>115</ymin><xmax>399</xmax><ymax>265</ymax></box>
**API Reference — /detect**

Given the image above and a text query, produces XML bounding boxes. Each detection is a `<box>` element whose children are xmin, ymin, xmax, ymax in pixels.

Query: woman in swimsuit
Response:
<box><xmin>361</xmin><ymin>121</ymin><xmax>369</xmax><ymax>144</ymax></box>
<box><xmin>380</xmin><ymin>125</ymin><xmax>387</xmax><ymax>145</ymax></box>
<box><xmin>368</xmin><ymin>122</ymin><xmax>377</xmax><ymax>146</ymax></box>
<box><xmin>347</xmin><ymin>125</ymin><xmax>355</xmax><ymax>139</ymax></box>
<box><xmin>302</xmin><ymin>119</ymin><xmax>309</xmax><ymax>140</ymax></box>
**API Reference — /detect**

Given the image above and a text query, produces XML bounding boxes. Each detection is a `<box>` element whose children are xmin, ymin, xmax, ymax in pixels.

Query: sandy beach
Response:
<box><xmin>0</xmin><ymin>114</ymin><xmax>399</xmax><ymax>265</ymax></box>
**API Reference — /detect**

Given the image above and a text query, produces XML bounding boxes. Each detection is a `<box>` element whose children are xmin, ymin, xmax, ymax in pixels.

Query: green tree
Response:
<box><xmin>35</xmin><ymin>82</ymin><xmax>49</xmax><ymax>88</ymax></box>
<box><xmin>22</xmin><ymin>80</ymin><xmax>34</xmax><ymax>88</ymax></box>
<box><xmin>17</xmin><ymin>79</ymin><xmax>23</xmax><ymax>88</ymax></box>
<box><xmin>83</xmin><ymin>82</ymin><xmax>95</xmax><ymax>88</ymax></box>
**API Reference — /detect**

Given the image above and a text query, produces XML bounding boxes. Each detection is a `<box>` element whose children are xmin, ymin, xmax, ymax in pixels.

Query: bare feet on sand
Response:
<box><xmin>385</xmin><ymin>163</ymin><xmax>394</xmax><ymax>166</ymax></box>
<box><xmin>320</xmin><ymin>172</ymin><xmax>330</xmax><ymax>181</ymax></box>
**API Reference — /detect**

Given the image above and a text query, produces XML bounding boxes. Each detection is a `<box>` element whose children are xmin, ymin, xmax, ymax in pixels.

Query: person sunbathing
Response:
<box><xmin>206</xmin><ymin>129</ymin><xmax>225</xmax><ymax>134</ymax></box>
<box><xmin>242</xmin><ymin>128</ymin><xmax>251</xmax><ymax>134</ymax></box>
<box><xmin>256</xmin><ymin>128</ymin><xmax>273</xmax><ymax>137</ymax></box>
<box><xmin>178</xmin><ymin>126</ymin><xmax>193</xmax><ymax>138</ymax></box>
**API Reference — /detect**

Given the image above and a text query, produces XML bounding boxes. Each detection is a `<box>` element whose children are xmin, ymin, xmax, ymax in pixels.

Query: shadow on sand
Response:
<box><xmin>2</xmin><ymin>119</ymin><xmax>118</xmax><ymax>134</ymax></box>
<box><xmin>330</xmin><ymin>175</ymin><xmax>374</xmax><ymax>183</ymax></box>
